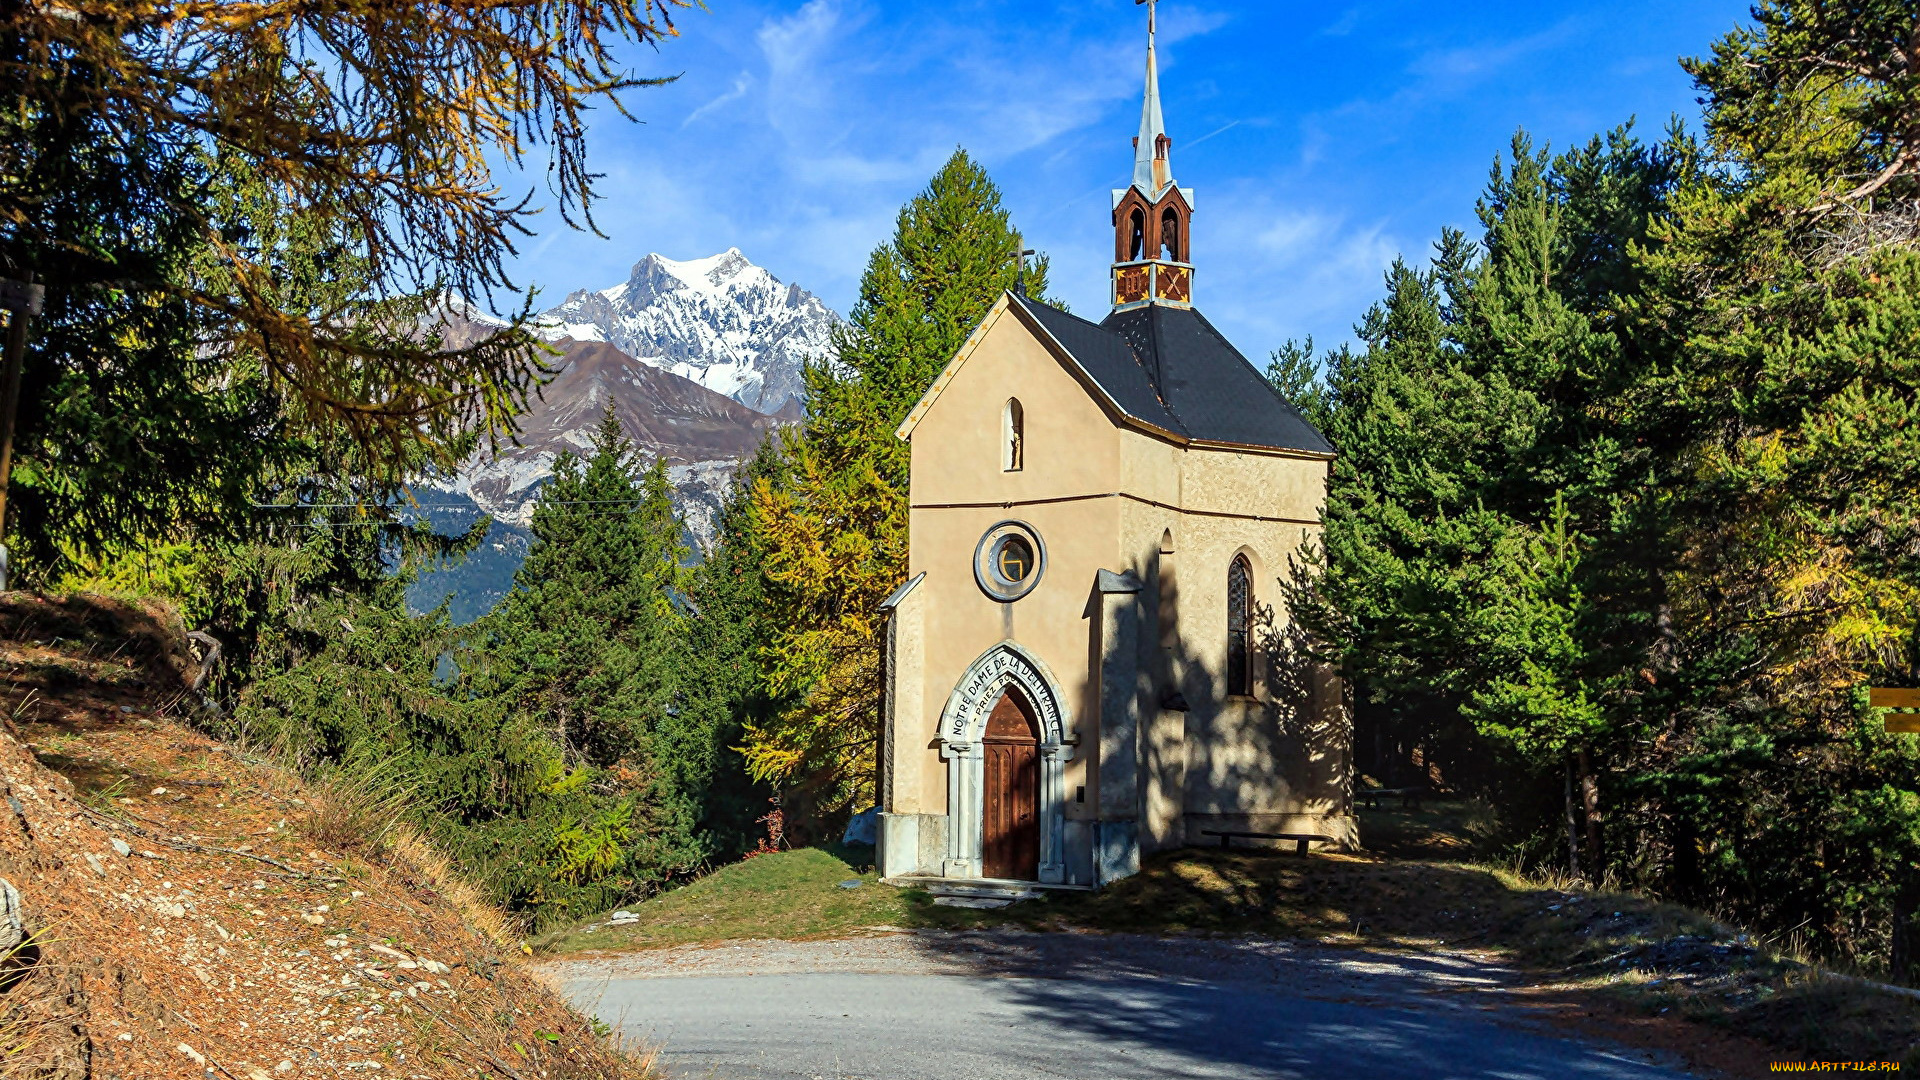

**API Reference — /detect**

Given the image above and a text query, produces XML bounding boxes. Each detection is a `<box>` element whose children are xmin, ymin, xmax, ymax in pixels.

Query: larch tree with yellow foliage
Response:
<box><xmin>0</xmin><ymin>0</ymin><xmax>688</xmax><ymax>577</ymax></box>
<box><xmin>743</xmin><ymin>150</ymin><xmax>1047</xmax><ymax>832</ymax></box>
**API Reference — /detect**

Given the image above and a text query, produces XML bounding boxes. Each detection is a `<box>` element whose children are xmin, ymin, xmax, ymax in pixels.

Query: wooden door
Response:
<box><xmin>981</xmin><ymin>689</ymin><xmax>1040</xmax><ymax>881</ymax></box>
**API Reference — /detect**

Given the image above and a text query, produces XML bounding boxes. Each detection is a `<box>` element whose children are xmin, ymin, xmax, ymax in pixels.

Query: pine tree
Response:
<box><xmin>1606</xmin><ymin>0</ymin><xmax>1920</xmax><ymax>970</ymax></box>
<box><xmin>677</xmin><ymin>441</ymin><xmax>789</xmax><ymax>855</ymax></box>
<box><xmin>238</xmin><ymin>407</ymin><xmax>709</xmax><ymax>919</ymax></box>
<box><xmin>744</xmin><ymin>150</ymin><xmax>1045</xmax><ymax>830</ymax></box>
<box><xmin>457</xmin><ymin>406</ymin><xmax>701</xmax><ymax>909</ymax></box>
<box><xmin>1294</xmin><ymin>127</ymin><xmax>1691</xmax><ymax>872</ymax></box>
<box><xmin>477</xmin><ymin>406</ymin><xmax>685</xmax><ymax>762</ymax></box>
<box><xmin>1301</xmin><ymin>23</ymin><xmax>1920</xmax><ymax>973</ymax></box>
<box><xmin>1263</xmin><ymin>337</ymin><xmax>1334</xmax><ymax>433</ymax></box>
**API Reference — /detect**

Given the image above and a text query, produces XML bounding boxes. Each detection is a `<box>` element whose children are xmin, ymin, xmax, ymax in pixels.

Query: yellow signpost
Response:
<box><xmin>1870</xmin><ymin>688</ymin><xmax>1920</xmax><ymax>733</ymax></box>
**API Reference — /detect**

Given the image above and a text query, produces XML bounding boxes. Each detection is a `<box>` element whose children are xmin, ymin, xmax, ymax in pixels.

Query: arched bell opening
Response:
<box><xmin>1160</xmin><ymin>206</ymin><xmax>1182</xmax><ymax>262</ymax></box>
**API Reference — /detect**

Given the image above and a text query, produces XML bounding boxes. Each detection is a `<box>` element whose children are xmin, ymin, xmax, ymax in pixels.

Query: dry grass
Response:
<box><xmin>293</xmin><ymin>756</ymin><xmax>526</xmax><ymax>950</ymax></box>
<box><xmin>0</xmin><ymin>589</ymin><xmax>662</xmax><ymax>1079</ymax></box>
<box><xmin>384</xmin><ymin>824</ymin><xmax>525</xmax><ymax>950</ymax></box>
<box><xmin>296</xmin><ymin>761</ymin><xmax>412</xmax><ymax>856</ymax></box>
<box><xmin>0</xmin><ymin>951</ymin><xmax>87</xmax><ymax>1080</ymax></box>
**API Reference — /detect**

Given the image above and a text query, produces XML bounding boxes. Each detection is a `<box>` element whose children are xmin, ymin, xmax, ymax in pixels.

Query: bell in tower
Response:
<box><xmin>1112</xmin><ymin>0</ymin><xmax>1194</xmax><ymax>311</ymax></box>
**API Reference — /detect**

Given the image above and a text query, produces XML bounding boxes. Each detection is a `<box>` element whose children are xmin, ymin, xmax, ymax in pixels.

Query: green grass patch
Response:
<box><xmin>536</xmin><ymin>842</ymin><xmax>1704</xmax><ymax>959</ymax></box>
<box><xmin>537</xmin><ymin>848</ymin><xmax>929</xmax><ymax>952</ymax></box>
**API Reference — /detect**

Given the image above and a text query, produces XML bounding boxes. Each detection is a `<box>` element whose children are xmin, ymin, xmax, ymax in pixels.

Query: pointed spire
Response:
<box><xmin>1132</xmin><ymin>0</ymin><xmax>1172</xmax><ymax>197</ymax></box>
<box><xmin>1110</xmin><ymin>0</ymin><xmax>1194</xmax><ymax>310</ymax></box>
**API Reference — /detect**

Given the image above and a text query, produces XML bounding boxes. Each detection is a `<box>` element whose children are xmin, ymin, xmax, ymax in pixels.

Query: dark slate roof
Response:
<box><xmin>1012</xmin><ymin>295</ymin><xmax>1334</xmax><ymax>456</ymax></box>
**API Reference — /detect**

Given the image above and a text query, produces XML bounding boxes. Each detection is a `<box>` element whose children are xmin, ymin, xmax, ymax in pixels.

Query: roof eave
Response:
<box><xmin>1185</xmin><ymin>436</ymin><xmax>1336</xmax><ymax>461</ymax></box>
<box><xmin>1001</xmin><ymin>295</ymin><xmax>1194</xmax><ymax>445</ymax></box>
<box><xmin>894</xmin><ymin>293</ymin><xmax>1015</xmax><ymax>441</ymax></box>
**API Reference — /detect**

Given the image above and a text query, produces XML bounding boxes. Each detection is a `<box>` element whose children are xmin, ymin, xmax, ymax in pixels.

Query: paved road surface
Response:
<box><xmin>545</xmin><ymin>931</ymin><xmax>1698</xmax><ymax>1080</ymax></box>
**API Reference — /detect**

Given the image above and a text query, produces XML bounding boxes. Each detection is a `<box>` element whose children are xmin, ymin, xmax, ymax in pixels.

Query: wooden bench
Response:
<box><xmin>1200</xmin><ymin>830</ymin><xmax>1333</xmax><ymax>856</ymax></box>
<box><xmin>1355</xmin><ymin>787</ymin><xmax>1425</xmax><ymax>810</ymax></box>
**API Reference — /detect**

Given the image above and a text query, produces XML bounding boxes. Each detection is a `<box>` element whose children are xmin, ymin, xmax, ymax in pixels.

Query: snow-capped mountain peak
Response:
<box><xmin>652</xmin><ymin>247</ymin><xmax>753</xmax><ymax>295</ymax></box>
<box><xmin>536</xmin><ymin>249</ymin><xmax>834</xmax><ymax>414</ymax></box>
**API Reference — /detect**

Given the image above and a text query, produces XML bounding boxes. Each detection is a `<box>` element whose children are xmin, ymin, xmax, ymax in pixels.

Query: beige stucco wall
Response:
<box><xmin>894</xmin><ymin>304</ymin><xmax>1121</xmax><ymax>825</ymax></box>
<box><xmin>886</xmin><ymin>297</ymin><xmax>1355</xmax><ymax>878</ymax></box>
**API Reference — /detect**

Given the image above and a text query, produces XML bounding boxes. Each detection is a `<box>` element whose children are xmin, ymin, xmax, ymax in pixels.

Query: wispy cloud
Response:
<box><xmin>1197</xmin><ymin>199</ymin><xmax>1402</xmax><ymax>349</ymax></box>
<box><xmin>498</xmin><ymin>0</ymin><xmax>1733</xmax><ymax>357</ymax></box>
<box><xmin>757</xmin><ymin>0</ymin><xmax>860</xmax><ymax>131</ymax></box>
<box><xmin>1159</xmin><ymin>5</ymin><xmax>1232</xmax><ymax>43</ymax></box>
<box><xmin>1405</xmin><ymin>18</ymin><xmax>1586</xmax><ymax>89</ymax></box>
<box><xmin>1323</xmin><ymin>8</ymin><xmax>1361</xmax><ymax>37</ymax></box>
<box><xmin>683</xmin><ymin>71</ymin><xmax>754</xmax><ymax>128</ymax></box>
<box><xmin>1183</xmin><ymin>119</ymin><xmax>1241</xmax><ymax>152</ymax></box>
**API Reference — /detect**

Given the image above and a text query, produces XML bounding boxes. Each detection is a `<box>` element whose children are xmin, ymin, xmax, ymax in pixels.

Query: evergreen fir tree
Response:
<box><xmin>1294</xmin><ymin>127</ymin><xmax>1691</xmax><ymax>871</ymax></box>
<box><xmin>241</xmin><ymin>406</ymin><xmax>709</xmax><ymax>920</ymax></box>
<box><xmin>1263</xmin><ymin>337</ymin><xmax>1334</xmax><ymax>433</ymax></box>
<box><xmin>461</xmin><ymin>405</ymin><xmax>701</xmax><ymax>910</ymax></box>
<box><xmin>1609</xmin><ymin>0</ymin><xmax>1920</xmax><ymax>971</ymax></box>
<box><xmin>677</xmin><ymin>440</ymin><xmax>789</xmax><ymax>856</ymax></box>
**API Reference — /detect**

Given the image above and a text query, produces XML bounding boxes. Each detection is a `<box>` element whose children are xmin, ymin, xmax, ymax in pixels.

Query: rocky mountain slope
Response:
<box><xmin>0</xmin><ymin>591</ymin><xmax>657</xmax><ymax>1079</ymax></box>
<box><xmin>536</xmin><ymin>249</ymin><xmax>835</xmax><ymax>415</ymax></box>
<box><xmin>412</xmin><ymin>309</ymin><xmax>804</xmax><ymax>621</ymax></box>
<box><xmin>440</xmin><ymin>335</ymin><xmax>786</xmax><ymax>539</ymax></box>
<box><xmin>414</xmin><ymin>251</ymin><xmax>834</xmax><ymax>622</ymax></box>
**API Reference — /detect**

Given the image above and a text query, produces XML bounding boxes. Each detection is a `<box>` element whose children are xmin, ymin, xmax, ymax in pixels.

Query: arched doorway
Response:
<box><xmin>981</xmin><ymin>689</ymin><xmax>1040</xmax><ymax>880</ymax></box>
<box><xmin>936</xmin><ymin>642</ymin><xmax>1073</xmax><ymax>883</ymax></box>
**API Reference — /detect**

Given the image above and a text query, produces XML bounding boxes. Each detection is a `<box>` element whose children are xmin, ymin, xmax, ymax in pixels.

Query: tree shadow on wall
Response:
<box><xmin>1064</xmin><ymin>531</ymin><xmax>1359</xmax><ymax>837</ymax></box>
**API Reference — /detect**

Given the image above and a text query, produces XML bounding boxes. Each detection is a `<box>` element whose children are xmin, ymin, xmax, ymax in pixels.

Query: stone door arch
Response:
<box><xmin>936</xmin><ymin>642</ymin><xmax>1073</xmax><ymax>882</ymax></box>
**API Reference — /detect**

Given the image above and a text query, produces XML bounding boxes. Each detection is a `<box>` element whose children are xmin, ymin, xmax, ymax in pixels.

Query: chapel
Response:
<box><xmin>875</xmin><ymin>3</ymin><xmax>1353</xmax><ymax>889</ymax></box>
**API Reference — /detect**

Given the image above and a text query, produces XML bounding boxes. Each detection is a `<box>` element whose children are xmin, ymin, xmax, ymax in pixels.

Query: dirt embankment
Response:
<box><xmin>0</xmin><ymin>591</ymin><xmax>656</xmax><ymax>1079</ymax></box>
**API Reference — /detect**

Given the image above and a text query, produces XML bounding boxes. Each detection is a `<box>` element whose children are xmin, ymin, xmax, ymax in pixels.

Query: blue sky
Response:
<box><xmin>501</xmin><ymin>0</ymin><xmax>1750</xmax><ymax>359</ymax></box>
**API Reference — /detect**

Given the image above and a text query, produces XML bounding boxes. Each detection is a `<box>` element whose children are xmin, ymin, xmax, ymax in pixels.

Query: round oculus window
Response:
<box><xmin>974</xmin><ymin>521</ymin><xmax>1045</xmax><ymax>602</ymax></box>
<box><xmin>994</xmin><ymin>536</ymin><xmax>1035</xmax><ymax>584</ymax></box>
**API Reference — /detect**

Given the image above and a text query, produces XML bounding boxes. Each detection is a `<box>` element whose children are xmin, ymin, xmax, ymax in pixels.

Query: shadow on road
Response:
<box><xmin>871</xmin><ymin>930</ymin><xmax>1680</xmax><ymax>1080</ymax></box>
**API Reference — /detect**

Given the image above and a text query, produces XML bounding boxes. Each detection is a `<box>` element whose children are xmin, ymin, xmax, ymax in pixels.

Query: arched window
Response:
<box><xmin>1003</xmin><ymin>398</ymin><xmax>1024</xmax><ymax>472</ymax></box>
<box><xmin>1227</xmin><ymin>554</ymin><xmax>1252</xmax><ymax>697</ymax></box>
<box><xmin>1160</xmin><ymin>207</ymin><xmax>1181</xmax><ymax>261</ymax></box>
<box><xmin>1128</xmin><ymin>207</ymin><xmax>1146</xmax><ymax>261</ymax></box>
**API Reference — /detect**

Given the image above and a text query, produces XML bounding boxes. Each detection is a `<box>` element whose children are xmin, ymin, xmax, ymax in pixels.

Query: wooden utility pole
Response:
<box><xmin>0</xmin><ymin>275</ymin><xmax>42</xmax><ymax>589</ymax></box>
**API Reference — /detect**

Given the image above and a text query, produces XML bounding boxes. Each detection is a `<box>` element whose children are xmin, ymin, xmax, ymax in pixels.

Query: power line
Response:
<box><xmin>252</xmin><ymin>498</ymin><xmax>659</xmax><ymax>511</ymax></box>
<box><xmin>277</xmin><ymin>508</ymin><xmax>668</xmax><ymax>528</ymax></box>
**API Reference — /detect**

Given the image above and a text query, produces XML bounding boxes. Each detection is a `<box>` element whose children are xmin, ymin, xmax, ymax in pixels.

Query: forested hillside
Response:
<box><xmin>1278</xmin><ymin>3</ymin><xmax>1920</xmax><ymax>979</ymax></box>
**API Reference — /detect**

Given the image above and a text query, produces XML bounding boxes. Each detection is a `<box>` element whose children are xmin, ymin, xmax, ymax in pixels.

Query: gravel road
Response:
<box><xmin>539</xmin><ymin>930</ymin><xmax>1701</xmax><ymax>1080</ymax></box>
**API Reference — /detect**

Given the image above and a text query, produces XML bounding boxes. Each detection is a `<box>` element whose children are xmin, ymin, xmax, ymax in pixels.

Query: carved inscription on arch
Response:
<box><xmin>944</xmin><ymin>646</ymin><xmax>1066</xmax><ymax>746</ymax></box>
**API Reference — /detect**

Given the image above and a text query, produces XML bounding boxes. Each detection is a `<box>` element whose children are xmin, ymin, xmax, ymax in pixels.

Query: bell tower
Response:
<box><xmin>1112</xmin><ymin>0</ymin><xmax>1194</xmax><ymax>311</ymax></box>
